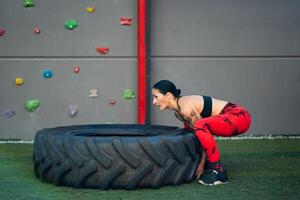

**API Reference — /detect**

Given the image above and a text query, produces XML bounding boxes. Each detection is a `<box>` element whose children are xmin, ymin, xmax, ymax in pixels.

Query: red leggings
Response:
<box><xmin>193</xmin><ymin>103</ymin><xmax>251</xmax><ymax>163</ymax></box>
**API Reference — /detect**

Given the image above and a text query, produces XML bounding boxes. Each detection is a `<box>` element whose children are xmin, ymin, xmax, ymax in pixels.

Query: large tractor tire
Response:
<box><xmin>33</xmin><ymin>124</ymin><xmax>202</xmax><ymax>189</ymax></box>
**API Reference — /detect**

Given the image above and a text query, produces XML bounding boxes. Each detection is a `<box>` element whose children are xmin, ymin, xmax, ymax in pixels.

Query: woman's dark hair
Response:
<box><xmin>153</xmin><ymin>80</ymin><xmax>181</xmax><ymax>98</ymax></box>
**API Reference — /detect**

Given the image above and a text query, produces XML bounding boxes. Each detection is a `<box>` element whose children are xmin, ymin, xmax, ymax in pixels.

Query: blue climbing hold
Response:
<box><xmin>3</xmin><ymin>109</ymin><xmax>16</xmax><ymax>118</ymax></box>
<box><xmin>42</xmin><ymin>70</ymin><xmax>53</xmax><ymax>78</ymax></box>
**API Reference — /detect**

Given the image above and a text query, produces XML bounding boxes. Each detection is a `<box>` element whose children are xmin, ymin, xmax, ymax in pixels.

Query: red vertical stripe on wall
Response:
<box><xmin>138</xmin><ymin>0</ymin><xmax>146</xmax><ymax>124</ymax></box>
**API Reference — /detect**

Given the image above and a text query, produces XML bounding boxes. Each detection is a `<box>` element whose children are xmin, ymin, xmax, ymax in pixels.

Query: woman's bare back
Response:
<box><xmin>175</xmin><ymin>95</ymin><xmax>228</xmax><ymax>127</ymax></box>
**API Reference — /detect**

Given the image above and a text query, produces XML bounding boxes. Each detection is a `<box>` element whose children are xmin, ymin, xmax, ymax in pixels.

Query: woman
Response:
<box><xmin>152</xmin><ymin>80</ymin><xmax>251</xmax><ymax>186</ymax></box>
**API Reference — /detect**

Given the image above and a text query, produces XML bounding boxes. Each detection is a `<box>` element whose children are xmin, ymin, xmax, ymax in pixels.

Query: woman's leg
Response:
<box><xmin>194</xmin><ymin>104</ymin><xmax>251</xmax><ymax>185</ymax></box>
<box><xmin>193</xmin><ymin>105</ymin><xmax>251</xmax><ymax>162</ymax></box>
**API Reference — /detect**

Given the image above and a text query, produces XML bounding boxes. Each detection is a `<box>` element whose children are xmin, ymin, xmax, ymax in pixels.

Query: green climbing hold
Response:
<box><xmin>123</xmin><ymin>89</ymin><xmax>135</xmax><ymax>99</ymax></box>
<box><xmin>24</xmin><ymin>99</ymin><xmax>40</xmax><ymax>112</ymax></box>
<box><xmin>23</xmin><ymin>0</ymin><xmax>35</xmax><ymax>7</ymax></box>
<box><xmin>65</xmin><ymin>19</ymin><xmax>78</xmax><ymax>30</ymax></box>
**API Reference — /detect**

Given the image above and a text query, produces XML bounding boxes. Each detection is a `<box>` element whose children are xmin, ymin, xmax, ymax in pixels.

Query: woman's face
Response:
<box><xmin>152</xmin><ymin>88</ymin><xmax>169</xmax><ymax>111</ymax></box>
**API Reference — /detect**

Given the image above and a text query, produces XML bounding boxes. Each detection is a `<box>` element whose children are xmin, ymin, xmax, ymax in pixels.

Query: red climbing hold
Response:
<box><xmin>73</xmin><ymin>66</ymin><xmax>80</xmax><ymax>73</ymax></box>
<box><xmin>120</xmin><ymin>17</ymin><xmax>132</xmax><ymax>25</ymax></box>
<box><xmin>0</xmin><ymin>28</ymin><xmax>6</xmax><ymax>37</ymax></box>
<box><xmin>96</xmin><ymin>47</ymin><xmax>109</xmax><ymax>55</ymax></box>
<box><xmin>34</xmin><ymin>27</ymin><xmax>41</xmax><ymax>34</ymax></box>
<box><xmin>109</xmin><ymin>99</ymin><xmax>116</xmax><ymax>105</ymax></box>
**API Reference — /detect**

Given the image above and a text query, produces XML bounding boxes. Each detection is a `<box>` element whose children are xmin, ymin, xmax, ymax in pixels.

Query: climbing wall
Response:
<box><xmin>150</xmin><ymin>0</ymin><xmax>300</xmax><ymax>135</ymax></box>
<box><xmin>0</xmin><ymin>0</ymin><xmax>137</xmax><ymax>140</ymax></box>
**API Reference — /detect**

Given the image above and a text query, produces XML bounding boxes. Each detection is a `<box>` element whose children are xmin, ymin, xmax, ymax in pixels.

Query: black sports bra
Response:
<box><xmin>176</xmin><ymin>95</ymin><xmax>212</xmax><ymax>118</ymax></box>
<box><xmin>200</xmin><ymin>95</ymin><xmax>212</xmax><ymax>118</ymax></box>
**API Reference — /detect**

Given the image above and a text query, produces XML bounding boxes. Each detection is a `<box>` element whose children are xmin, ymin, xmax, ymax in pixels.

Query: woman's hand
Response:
<box><xmin>196</xmin><ymin>162</ymin><xmax>205</xmax><ymax>179</ymax></box>
<box><xmin>196</xmin><ymin>151</ymin><xmax>206</xmax><ymax>179</ymax></box>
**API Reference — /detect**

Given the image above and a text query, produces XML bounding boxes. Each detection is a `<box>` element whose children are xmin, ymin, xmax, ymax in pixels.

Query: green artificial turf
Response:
<box><xmin>0</xmin><ymin>139</ymin><xmax>299</xmax><ymax>200</ymax></box>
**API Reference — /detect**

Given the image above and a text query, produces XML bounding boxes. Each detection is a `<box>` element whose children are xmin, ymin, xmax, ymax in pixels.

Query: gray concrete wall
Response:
<box><xmin>0</xmin><ymin>0</ymin><xmax>137</xmax><ymax>140</ymax></box>
<box><xmin>1</xmin><ymin>0</ymin><xmax>300</xmax><ymax>139</ymax></box>
<box><xmin>150</xmin><ymin>0</ymin><xmax>300</xmax><ymax>135</ymax></box>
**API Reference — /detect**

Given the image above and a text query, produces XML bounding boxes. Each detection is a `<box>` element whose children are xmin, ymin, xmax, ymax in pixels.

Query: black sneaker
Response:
<box><xmin>198</xmin><ymin>161</ymin><xmax>228</xmax><ymax>186</ymax></box>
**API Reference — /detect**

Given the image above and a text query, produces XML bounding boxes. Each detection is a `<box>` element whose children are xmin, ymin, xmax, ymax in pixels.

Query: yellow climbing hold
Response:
<box><xmin>86</xmin><ymin>6</ymin><xmax>95</xmax><ymax>13</ymax></box>
<box><xmin>15</xmin><ymin>77</ymin><xmax>24</xmax><ymax>86</ymax></box>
